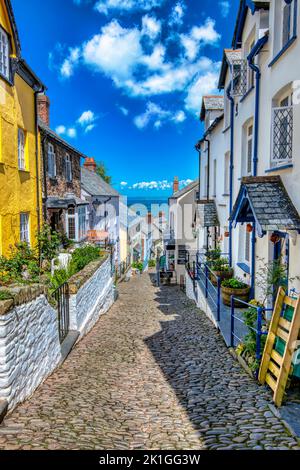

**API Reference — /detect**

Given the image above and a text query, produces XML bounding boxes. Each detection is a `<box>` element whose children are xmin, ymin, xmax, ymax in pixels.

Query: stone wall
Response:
<box><xmin>69</xmin><ymin>255</ymin><xmax>115</xmax><ymax>337</ymax></box>
<box><xmin>0</xmin><ymin>287</ymin><xmax>62</xmax><ymax>411</ymax></box>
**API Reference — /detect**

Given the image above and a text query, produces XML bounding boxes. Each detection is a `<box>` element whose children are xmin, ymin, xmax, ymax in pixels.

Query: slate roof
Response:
<box><xmin>197</xmin><ymin>200</ymin><xmax>220</xmax><ymax>228</ymax></box>
<box><xmin>218</xmin><ymin>49</ymin><xmax>242</xmax><ymax>89</ymax></box>
<box><xmin>200</xmin><ymin>96</ymin><xmax>224</xmax><ymax>121</ymax></box>
<box><xmin>230</xmin><ymin>176</ymin><xmax>300</xmax><ymax>237</ymax></box>
<box><xmin>81</xmin><ymin>167</ymin><xmax>120</xmax><ymax>198</ymax></box>
<box><xmin>171</xmin><ymin>180</ymin><xmax>199</xmax><ymax>200</ymax></box>
<box><xmin>39</xmin><ymin>121</ymin><xmax>89</xmax><ymax>159</ymax></box>
<box><xmin>47</xmin><ymin>196</ymin><xmax>88</xmax><ymax>209</ymax></box>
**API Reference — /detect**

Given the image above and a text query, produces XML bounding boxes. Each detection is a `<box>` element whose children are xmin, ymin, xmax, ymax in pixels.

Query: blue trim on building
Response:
<box><xmin>237</xmin><ymin>262</ymin><xmax>251</xmax><ymax>275</ymax></box>
<box><xmin>269</xmin><ymin>0</ymin><xmax>298</xmax><ymax>67</ymax></box>
<box><xmin>265</xmin><ymin>164</ymin><xmax>293</xmax><ymax>173</ymax></box>
<box><xmin>240</xmin><ymin>86</ymin><xmax>255</xmax><ymax>103</ymax></box>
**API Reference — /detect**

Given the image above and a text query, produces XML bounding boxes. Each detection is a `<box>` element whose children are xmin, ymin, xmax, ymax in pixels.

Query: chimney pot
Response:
<box><xmin>84</xmin><ymin>157</ymin><xmax>97</xmax><ymax>173</ymax></box>
<box><xmin>147</xmin><ymin>212</ymin><xmax>152</xmax><ymax>225</ymax></box>
<box><xmin>173</xmin><ymin>177</ymin><xmax>179</xmax><ymax>194</ymax></box>
<box><xmin>37</xmin><ymin>93</ymin><xmax>50</xmax><ymax>127</ymax></box>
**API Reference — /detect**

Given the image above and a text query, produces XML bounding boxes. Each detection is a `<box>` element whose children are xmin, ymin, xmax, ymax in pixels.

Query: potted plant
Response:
<box><xmin>221</xmin><ymin>277</ymin><xmax>250</xmax><ymax>307</ymax></box>
<box><xmin>206</xmin><ymin>247</ymin><xmax>221</xmax><ymax>263</ymax></box>
<box><xmin>210</xmin><ymin>258</ymin><xmax>234</xmax><ymax>286</ymax></box>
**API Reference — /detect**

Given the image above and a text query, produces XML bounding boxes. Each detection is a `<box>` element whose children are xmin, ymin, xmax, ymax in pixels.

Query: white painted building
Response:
<box><xmin>196</xmin><ymin>0</ymin><xmax>300</xmax><ymax>301</ymax></box>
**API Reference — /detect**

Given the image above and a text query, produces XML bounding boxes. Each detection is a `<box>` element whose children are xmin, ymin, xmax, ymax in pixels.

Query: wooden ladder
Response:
<box><xmin>259</xmin><ymin>287</ymin><xmax>300</xmax><ymax>407</ymax></box>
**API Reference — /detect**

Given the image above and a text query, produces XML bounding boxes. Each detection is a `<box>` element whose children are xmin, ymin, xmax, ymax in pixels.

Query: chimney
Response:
<box><xmin>37</xmin><ymin>93</ymin><xmax>50</xmax><ymax>127</ymax></box>
<box><xmin>84</xmin><ymin>157</ymin><xmax>97</xmax><ymax>173</ymax></box>
<box><xmin>173</xmin><ymin>176</ymin><xmax>179</xmax><ymax>194</ymax></box>
<box><xmin>147</xmin><ymin>212</ymin><xmax>152</xmax><ymax>225</ymax></box>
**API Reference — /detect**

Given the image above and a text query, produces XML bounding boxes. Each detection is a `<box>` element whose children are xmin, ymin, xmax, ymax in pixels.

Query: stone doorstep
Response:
<box><xmin>60</xmin><ymin>330</ymin><xmax>80</xmax><ymax>364</ymax></box>
<box><xmin>0</xmin><ymin>400</ymin><xmax>8</xmax><ymax>424</ymax></box>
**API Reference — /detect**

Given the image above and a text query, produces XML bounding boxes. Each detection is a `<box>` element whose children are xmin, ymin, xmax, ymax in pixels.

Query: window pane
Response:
<box><xmin>68</xmin><ymin>217</ymin><xmax>76</xmax><ymax>240</ymax></box>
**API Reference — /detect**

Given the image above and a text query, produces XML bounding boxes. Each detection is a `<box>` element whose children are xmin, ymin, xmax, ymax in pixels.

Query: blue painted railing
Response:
<box><xmin>230</xmin><ymin>297</ymin><xmax>272</xmax><ymax>376</ymax></box>
<box><xmin>196</xmin><ymin>259</ymin><xmax>222</xmax><ymax>322</ymax></box>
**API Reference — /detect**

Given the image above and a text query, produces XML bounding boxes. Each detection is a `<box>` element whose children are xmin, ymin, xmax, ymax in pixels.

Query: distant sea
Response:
<box><xmin>126</xmin><ymin>196</ymin><xmax>169</xmax><ymax>217</ymax></box>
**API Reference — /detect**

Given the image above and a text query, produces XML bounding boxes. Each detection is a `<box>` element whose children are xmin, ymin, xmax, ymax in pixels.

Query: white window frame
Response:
<box><xmin>20</xmin><ymin>213</ymin><xmax>30</xmax><ymax>245</ymax></box>
<box><xmin>246</xmin><ymin>123</ymin><xmax>253</xmax><ymax>176</ymax></box>
<box><xmin>282</xmin><ymin>0</ymin><xmax>293</xmax><ymax>48</ymax></box>
<box><xmin>78</xmin><ymin>206</ymin><xmax>86</xmax><ymax>241</ymax></box>
<box><xmin>0</xmin><ymin>26</ymin><xmax>9</xmax><ymax>81</ymax></box>
<box><xmin>18</xmin><ymin>128</ymin><xmax>26</xmax><ymax>170</ymax></box>
<box><xmin>65</xmin><ymin>154</ymin><xmax>72</xmax><ymax>183</ymax></box>
<box><xmin>48</xmin><ymin>143</ymin><xmax>56</xmax><ymax>178</ymax></box>
<box><xmin>271</xmin><ymin>92</ymin><xmax>293</xmax><ymax>167</ymax></box>
<box><xmin>66</xmin><ymin>207</ymin><xmax>76</xmax><ymax>241</ymax></box>
<box><xmin>245</xmin><ymin>227</ymin><xmax>251</xmax><ymax>263</ymax></box>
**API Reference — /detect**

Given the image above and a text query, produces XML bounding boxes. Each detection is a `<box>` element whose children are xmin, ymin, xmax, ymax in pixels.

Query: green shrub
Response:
<box><xmin>132</xmin><ymin>262</ymin><xmax>143</xmax><ymax>273</ymax></box>
<box><xmin>222</xmin><ymin>277</ymin><xmax>248</xmax><ymax>289</ymax></box>
<box><xmin>0</xmin><ymin>243</ymin><xmax>40</xmax><ymax>285</ymax></box>
<box><xmin>148</xmin><ymin>259</ymin><xmax>156</xmax><ymax>268</ymax></box>
<box><xmin>211</xmin><ymin>258</ymin><xmax>231</xmax><ymax>272</ymax></box>
<box><xmin>206</xmin><ymin>247</ymin><xmax>221</xmax><ymax>261</ymax></box>
<box><xmin>0</xmin><ymin>290</ymin><xmax>13</xmax><ymax>301</ymax></box>
<box><xmin>37</xmin><ymin>224</ymin><xmax>61</xmax><ymax>262</ymax></box>
<box><xmin>70</xmin><ymin>245</ymin><xmax>102</xmax><ymax>272</ymax></box>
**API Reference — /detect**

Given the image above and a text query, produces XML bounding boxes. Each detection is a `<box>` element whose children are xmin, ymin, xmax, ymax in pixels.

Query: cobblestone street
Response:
<box><xmin>0</xmin><ymin>272</ymin><xmax>299</xmax><ymax>450</ymax></box>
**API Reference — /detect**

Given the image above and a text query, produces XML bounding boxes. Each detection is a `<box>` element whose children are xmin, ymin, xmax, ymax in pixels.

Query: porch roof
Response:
<box><xmin>197</xmin><ymin>200</ymin><xmax>220</xmax><ymax>228</ymax></box>
<box><xmin>230</xmin><ymin>176</ymin><xmax>300</xmax><ymax>237</ymax></box>
<box><xmin>47</xmin><ymin>196</ymin><xmax>88</xmax><ymax>210</ymax></box>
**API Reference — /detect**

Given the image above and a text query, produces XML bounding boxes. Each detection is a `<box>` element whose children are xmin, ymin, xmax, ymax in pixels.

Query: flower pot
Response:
<box><xmin>210</xmin><ymin>269</ymin><xmax>234</xmax><ymax>286</ymax></box>
<box><xmin>221</xmin><ymin>285</ymin><xmax>251</xmax><ymax>307</ymax></box>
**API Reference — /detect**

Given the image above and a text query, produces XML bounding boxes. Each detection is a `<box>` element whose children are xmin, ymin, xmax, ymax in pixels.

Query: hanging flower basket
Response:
<box><xmin>270</xmin><ymin>233</ymin><xmax>280</xmax><ymax>244</ymax></box>
<box><xmin>246</xmin><ymin>223</ymin><xmax>253</xmax><ymax>233</ymax></box>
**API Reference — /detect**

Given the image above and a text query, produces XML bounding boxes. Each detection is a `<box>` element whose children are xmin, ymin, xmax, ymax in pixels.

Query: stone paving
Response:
<box><xmin>0</xmin><ymin>272</ymin><xmax>299</xmax><ymax>450</ymax></box>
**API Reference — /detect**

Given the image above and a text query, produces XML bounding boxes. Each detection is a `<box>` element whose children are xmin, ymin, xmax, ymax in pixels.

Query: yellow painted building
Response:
<box><xmin>0</xmin><ymin>0</ymin><xmax>45</xmax><ymax>256</ymax></box>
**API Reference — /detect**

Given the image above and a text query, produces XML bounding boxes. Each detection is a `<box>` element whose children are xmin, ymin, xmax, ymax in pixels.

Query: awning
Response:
<box><xmin>46</xmin><ymin>196</ymin><xmax>88</xmax><ymax>210</ymax></box>
<box><xmin>230</xmin><ymin>176</ymin><xmax>300</xmax><ymax>237</ymax></box>
<box><xmin>197</xmin><ymin>200</ymin><xmax>220</xmax><ymax>227</ymax></box>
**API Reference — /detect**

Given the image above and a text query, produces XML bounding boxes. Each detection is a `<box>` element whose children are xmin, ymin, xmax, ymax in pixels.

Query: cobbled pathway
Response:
<box><xmin>0</xmin><ymin>272</ymin><xmax>299</xmax><ymax>450</ymax></box>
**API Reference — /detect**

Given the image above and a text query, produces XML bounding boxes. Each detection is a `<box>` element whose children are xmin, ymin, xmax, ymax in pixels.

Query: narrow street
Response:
<box><xmin>0</xmin><ymin>273</ymin><xmax>299</xmax><ymax>450</ymax></box>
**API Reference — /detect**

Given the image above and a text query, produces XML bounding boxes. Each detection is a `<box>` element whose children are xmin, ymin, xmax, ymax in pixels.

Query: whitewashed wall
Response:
<box><xmin>69</xmin><ymin>256</ymin><xmax>115</xmax><ymax>337</ymax></box>
<box><xmin>185</xmin><ymin>271</ymin><xmax>218</xmax><ymax>329</ymax></box>
<box><xmin>0</xmin><ymin>293</ymin><xmax>62</xmax><ymax>411</ymax></box>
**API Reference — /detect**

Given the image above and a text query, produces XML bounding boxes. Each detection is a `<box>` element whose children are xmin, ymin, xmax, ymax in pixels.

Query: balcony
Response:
<box><xmin>271</xmin><ymin>106</ymin><xmax>293</xmax><ymax>167</ymax></box>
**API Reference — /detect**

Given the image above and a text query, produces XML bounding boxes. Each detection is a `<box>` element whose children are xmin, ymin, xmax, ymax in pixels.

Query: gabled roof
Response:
<box><xmin>170</xmin><ymin>180</ymin><xmax>198</xmax><ymax>200</ymax></box>
<box><xmin>197</xmin><ymin>200</ymin><xmax>220</xmax><ymax>228</ymax></box>
<box><xmin>218</xmin><ymin>49</ymin><xmax>242</xmax><ymax>90</ymax></box>
<box><xmin>39</xmin><ymin>120</ymin><xmax>88</xmax><ymax>159</ymax></box>
<box><xmin>200</xmin><ymin>95</ymin><xmax>224</xmax><ymax>121</ymax></box>
<box><xmin>230</xmin><ymin>176</ymin><xmax>300</xmax><ymax>237</ymax></box>
<box><xmin>81</xmin><ymin>167</ymin><xmax>120</xmax><ymax>198</ymax></box>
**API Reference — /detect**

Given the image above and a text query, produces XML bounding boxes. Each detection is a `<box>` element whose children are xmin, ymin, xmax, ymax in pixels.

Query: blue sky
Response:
<box><xmin>12</xmin><ymin>0</ymin><xmax>239</xmax><ymax>196</ymax></box>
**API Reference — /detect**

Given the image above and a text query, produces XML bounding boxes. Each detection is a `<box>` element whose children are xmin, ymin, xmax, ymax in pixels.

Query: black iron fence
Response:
<box><xmin>115</xmin><ymin>255</ymin><xmax>131</xmax><ymax>282</ymax></box>
<box><xmin>52</xmin><ymin>282</ymin><xmax>70</xmax><ymax>344</ymax></box>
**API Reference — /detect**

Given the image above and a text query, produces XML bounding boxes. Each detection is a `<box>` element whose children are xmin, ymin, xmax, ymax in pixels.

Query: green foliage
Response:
<box><xmin>222</xmin><ymin>277</ymin><xmax>248</xmax><ymax>289</ymax></box>
<box><xmin>70</xmin><ymin>245</ymin><xmax>102</xmax><ymax>272</ymax></box>
<box><xmin>206</xmin><ymin>247</ymin><xmax>221</xmax><ymax>261</ymax></box>
<box><xmin>132</xmin><ymin>262</ymin><xmax>143</xmax><ymax>273</ymax></box>
<box><xmin>0</xmin><ymin>243</ymin><xmax>40</xmax><ymax>285</ymax></box>
<box><xmin>37</xmin><ymin>224</ymin><xmax>61</xmax><ymax>262</ymax></box>
<box><xmin>96</xmin><ymin>161</ymin><xmax>112</xmax><ymax>184</ymax></box>
<box><xmin>256</xmin><ymin>257</ymin><xmax>299</xmax><ymax>304</ymax></box>
<box><xmin>211</xmin><ymin>258</ymin><xmax>232</xmax><ymax>272</ymax></box>
<box><xmin>241</xmin><ymin>300</ymin><xmax>267</xmax><ymax>372</ymax></box>
<box><xmin>0</xmin><ymin>290</ymin><xmax>13</xmax><ymax>301</ymax></box>
<box><xmin>148</xmin><ymin>259</ymin><xmax>156</xmax><ymax>268</ymax></box>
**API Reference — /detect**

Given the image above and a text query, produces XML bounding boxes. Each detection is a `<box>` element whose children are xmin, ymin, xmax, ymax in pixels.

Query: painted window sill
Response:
<box><xmin>265</xmin><ymin>164</ymin><xmax>293</xmax><ymax>173</ymax></box>
<box><xmin>18</xmin><ymin>168</ymin><xmax>30</xmax><ymax>174</ymax></box>
<box><xmin>237</xmin><ymin>262</ymin><xmax>250</xmax><ymax>275</ymax></box>
<box><xmin>269</xmin><ymin>36</ymin><xmax>297</xmax><ymax>67</ymax></box>
<box><xmin>240</xmin><ymin>86</ymin><xmax>255</xmax><ymax>103</ymax></box>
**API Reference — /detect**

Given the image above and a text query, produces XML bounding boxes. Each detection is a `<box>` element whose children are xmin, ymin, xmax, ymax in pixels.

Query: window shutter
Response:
<box><xmin>282</xmin><ymin>3</ymin><xmax>291</xmax><ymax>46</ymax></box>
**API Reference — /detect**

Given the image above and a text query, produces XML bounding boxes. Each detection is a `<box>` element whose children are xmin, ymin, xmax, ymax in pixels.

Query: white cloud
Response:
<box><xmin>85</xmin><ymin>124</ymin><xmax>96</xmax><ymax>133</ymax></box>
<box><xmin>95</xmin><ymin>0</ymin><xmax>165</xmax><ymax>15</ymax></box>
<box><xmin>219</xmin><ymin>1</ymin><xmax>230</xmax><ymax>18</ymax></box>
<box><xmin>60</xmin><ymin>47</ymin><xmax>80</xmax><ymax>78</ymax></box>
<box><xmin>120</xmin><ymin>181</ymin><xmax>128</xmax><ymax>187</ymax></box>
<box><xmin>169</xmin><ymin>1</ymin><xmax>185</xmax><ymax>26</ymax></box>
<box><xmin>56</xmin><ymin>125</ymin><xmax>66</xmax><ymax>135</ymax></box>
<box><xmin>141</xmin><ymin>15</ymin><xmax>161</xmax><ymax>40</ymax></box>
<box><xmin>56</xmin><ymin>125</ymin><xmax>77</xmax><ymax>138</ymax></box>
<box><xmin>185</xmin><ymin>67</ymin><xmax>221</xmax><ymax>115</ymax></box>
<box><xmin>134</xmin><ymin>101</ymin><xmax>186</xmax><ymax>129</ymax></box>
<box><xmin>180</xmin><ymin>18</ymin><xmax>220</xmax><ymax>61</ymax></box>
<box><xmin>67</xmin><ymin>128</ymin><xmax>77</xmax><ymax>138</ymax></box>
<box><xmin>77</xmin><ymin>110</ymin><xmax>95</xmax><ymax>125</ymax></box>
<box><xmin>129</xmin><ymin>178</ymin><xmax>193</xmax><ymax>191</ymax></box>
<box><xmin>118</xmin><ymin>105</ymin><xmax>129</xmax><ymax>116</ymax></box>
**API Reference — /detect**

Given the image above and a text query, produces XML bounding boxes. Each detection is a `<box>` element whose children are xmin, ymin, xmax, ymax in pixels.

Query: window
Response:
<box><xmin>213</xmin><ymin>159</ymin><xmax>217</xmax><ymax>196</ymax></box>
<box><xmin>65</xmin><ymin>154</ymin><xmax>72</xmax><ymax>182</ymax></box>
<box><xmin>224</xmin><ymin>152</ymin><xmax>230</xmax><ymax>195</ymax></box>
<box><xmin>78</xmin><ymin>207</ymin><xmax>86</xmax><ymax>240</ymax></box>
<box><xmin>245</xmin><ymin>228</ymin><xmax>251</xmax><ymax>263</ymax></box>
<box><xmin>0</xmin><ymin>27</ymin><xmax>9</xmax><ymax>81</ymax></box>
<box><xmin>48</xmin><ymin>143</ymin><xmax>56</xmax><ymax>178</ymax></box>
<box><xmin>20</xmin><ymin>213</ymin><xmax>30</xmax><ymax>244</ymax></box>
<box><xmin>282</xmin><ymin>0</ymin><xmax>292</xmax><ymax>47</ymax></box>
<box><xmin>272</xmin><ymin>93</ymin><xmax>293</xmax><ymax>166</ymax></box>
<box><xmin>67</xmin><ymin>207</ymin><xmax>76</xmax><ymax>240</ymax></box>
<box><xmin>18</xmin><ymin>128</ymin><xmax>26</xmax><ymax>170</ymax></box>
<box><xmin>246</xmin><ymin>124</ymin><xmax>253</xmax><ymax>175</ymax></box>
<box><xmin>248</xmin><ymin>39</ymin><xmax>255</xmax><ymax>90</ymax></box>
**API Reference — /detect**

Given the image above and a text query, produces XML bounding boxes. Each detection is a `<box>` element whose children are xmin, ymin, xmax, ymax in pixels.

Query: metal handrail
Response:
<box><xmin>196</xmin><ymin>261</ymin><xmax>221</xmax><ymax>322</ymax></box>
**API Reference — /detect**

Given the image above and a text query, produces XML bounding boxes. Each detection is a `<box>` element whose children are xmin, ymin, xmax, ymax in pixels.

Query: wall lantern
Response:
<box><xmin>270</xmin><ymin>232</ymin><xmax>280</xmax><ymax>244</ymax></box>
<box><xmin>246</xmin><ymin>223</ymin><xmax>253</xmax><ymax>233</ymax></box>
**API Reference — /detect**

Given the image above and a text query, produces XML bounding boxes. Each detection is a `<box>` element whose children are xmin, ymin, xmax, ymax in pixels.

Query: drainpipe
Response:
<box><xmin>195</xmin><ymin>142</ymin><xmax>201</xmax><ymax>200</ymax></box>
<box><xmin>204</xmin><ymin>137</ymin><xmax>210</xmax><ymax>250</ymax></box>
<box><xmin>227</xmin><ymin>83</ymin><xmax>234</xmax><ymax>267</ymax></box>
<box><xmin>34</xmin><ymin>87</ymin><xmax>45</xmax><ymax>262</ymax></box>
<box><xmin>247</xmin><ymin>34</ymin><xmax>268</xmax><ymax>298</ymax></box>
